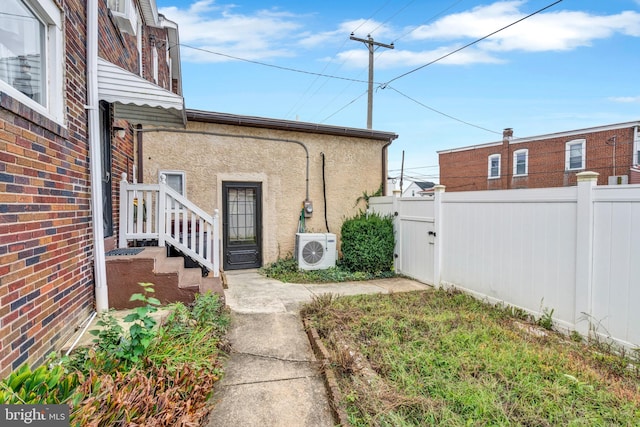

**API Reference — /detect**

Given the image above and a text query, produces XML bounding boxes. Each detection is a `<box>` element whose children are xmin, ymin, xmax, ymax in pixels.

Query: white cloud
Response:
<box><xmin>299</xmin><ymin>19</ymin><xmax>395</xmax><ymax>49</ymax></box>
<box><xmin>159</xmin><ymin>0</ymin><xmax>302</xmax><ymax>62</ymax></box>
<box><xmin>609</xmin><ymin>96</ymin><xmax>640</xmax><ymax>103</ymax></box>
<box><xmin>161</xmin><ymin>0</ymin><xmax>640</xmax><ymax>68</ymax></box>
<box><xmin>409</xmin><ymin>1</ymin><xmax>640</xmax><ymax>53</ymax></box>
<box><xmin>336</xmin><ymin>46</ymin><xmax>503</xmax><ymax>70</ymax></box>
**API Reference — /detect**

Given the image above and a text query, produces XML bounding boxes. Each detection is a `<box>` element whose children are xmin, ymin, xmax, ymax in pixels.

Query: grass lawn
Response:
<box><xmin>302</xmin><ymin>289</ymin><xmax>640</xmax><ymax>426</ymax></box>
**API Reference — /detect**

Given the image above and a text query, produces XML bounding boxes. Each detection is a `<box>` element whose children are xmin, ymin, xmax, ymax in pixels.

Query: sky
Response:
<box><xmin>156</xmin><ymin>0</ymin><xmax>640</xmax><ymax>184</ymax></box>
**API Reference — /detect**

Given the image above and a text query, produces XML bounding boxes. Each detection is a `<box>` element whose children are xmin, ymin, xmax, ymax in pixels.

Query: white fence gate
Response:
<box><xmin>370</xmin><ymin>172</ymin><xmax>640</xmax><ymax>349</ymax></box>
<box><xmin>370</xmin><ymin>197</ymin><xmax>436</xmax><ymax>284</ymax></box>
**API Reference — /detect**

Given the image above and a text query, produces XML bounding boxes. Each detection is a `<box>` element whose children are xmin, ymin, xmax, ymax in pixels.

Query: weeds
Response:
<box><xmin>260</xmin><ymin>256</ymin><xmax>395</xmax><ymax>283</ymax></box>
<box><xmin>537</xmin><ymin>306</ymin><xmax>555</xmax><ymax>331</ymax></box>
<box><xmin>1</xmin><ymin>285</ymin><xmax>230</xmax><ymax>426</ymax></box>
<box><xmin>304</xmin><ymin>290</ymin><xmax>640</xmax><ymax>426</ymax></box>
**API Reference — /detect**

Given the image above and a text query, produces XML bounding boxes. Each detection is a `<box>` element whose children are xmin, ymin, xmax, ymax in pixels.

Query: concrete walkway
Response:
<box><xmin>204</xmin><ymin>270</ymin><xmax>430</xmax><ymax>427</ymax></box>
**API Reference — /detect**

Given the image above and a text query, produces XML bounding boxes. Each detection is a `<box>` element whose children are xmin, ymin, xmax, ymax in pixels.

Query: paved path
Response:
<box><xmin>204</xmin><ymin>270</ymin><xmax>430</xmax><ymax>427</ymax></box>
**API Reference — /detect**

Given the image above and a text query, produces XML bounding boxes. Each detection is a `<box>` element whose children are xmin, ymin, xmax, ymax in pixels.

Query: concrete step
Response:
<box><xmin>154</xmin><ymin>254</ymin><xmax>184</xmax><ymax>274</ymax></box>
<box><xmin>201</xmin><ymin>275</ymin><xmax>225</xmax><ymax>296</ymax></box>
<box><xmin>179</xmin><ymin>267</ymin><xmax>203</xmax><ymax>289</ymax></box>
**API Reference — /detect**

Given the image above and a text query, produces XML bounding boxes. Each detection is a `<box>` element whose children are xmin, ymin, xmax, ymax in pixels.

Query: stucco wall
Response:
<box><xmin>142</xmin><ymin>120</ymin><xmax>387</xmax><ymax>265</ymax></box>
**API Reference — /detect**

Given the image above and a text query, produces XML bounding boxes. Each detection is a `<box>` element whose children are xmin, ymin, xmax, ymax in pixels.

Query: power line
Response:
<box><xmin>321</xmin><ymin>90</ymin><xmax>369</xmax><ymax>123</ymax></box>
<box><xmin>381</xmin><ymin>0</ymin><xmax>564</xmax><ymax>86</ymax></box>
<box><xmin>387</xmin><ymin>86</ymin><xmax>501</xmax><ymax>134</ymax></box>
<box><xmin>179</xmin><ymin>43</ymin><xmax>374</xmax><ymax>85</ymax></box>
<box><xmin>369</xmin><ymin>0</ymin><xmax>417</xmax><ymax>36</ymax></box>
<box><xmin>390</xmin><ymin>0</ymin><xmax>466</xmax><ymax>45</ymax></box>
<box><xmin>389</xmin><ymin>165</ymin><xmax>440</xmax><ymax>172</ymax></box>
<box><xmin>352</xmin><ymin>0</ymin><xmax>394</xmax><ymax>34</ymax></box>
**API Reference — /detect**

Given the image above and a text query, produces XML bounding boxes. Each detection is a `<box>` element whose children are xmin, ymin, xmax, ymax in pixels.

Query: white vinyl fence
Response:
<box><xmin>370</xmin><ymin>172</ymin><xmax>640</xmax><ymax>349</ymax></box>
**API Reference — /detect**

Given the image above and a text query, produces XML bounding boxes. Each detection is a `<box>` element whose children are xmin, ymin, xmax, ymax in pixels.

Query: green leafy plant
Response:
<box><xmin>260</xmin><ymin>257</ymin><xmax>395</xmax><ymax>283</ymax></box>
<box><xmin>340</xmin><ymin>211</ymin><xmax>394</xmax><ymax>274</ymax></box>
<box><xmin>121</xmin><ymin>282</ymin><xmax>161</xmax><ymax>364</ymax></box>
<box><xmin>191</xmin><ymin>291</ymin><xmax>229</xmax><ymax>333</ymax></box>
<box><xmin>354</xmin><ymin>184</ymin><xmax>383</xmax><ymax>210</ymax></box>
<box><xmin>0</xmin><ymin>356</ymin><xmax>81</xmax><ymax>404</ymax></box>
<box><xmin>537</xmin><ymin>303</ymin><xmax>555</xmax><ymax>330</ymax></box>
<box><xmin>88</xmin><ymin>282</ymin><xmax>161</xmax><ymax>367</ymax></box>
<box><xmin>90</xmin><ymin>310</ymin><xmax>125</xmax><ymax>353</ymax></box>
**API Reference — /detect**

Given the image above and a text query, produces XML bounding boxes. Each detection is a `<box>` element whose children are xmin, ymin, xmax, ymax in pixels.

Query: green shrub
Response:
<box><xmin>340</xmin><ymin>211</ymin><xmax>394</xmax><ymax>274</ymax></box>
<box><xmin>0</xmin><ymin>357</ymin><xmax>81</xmax><ymax>404</ymax></box>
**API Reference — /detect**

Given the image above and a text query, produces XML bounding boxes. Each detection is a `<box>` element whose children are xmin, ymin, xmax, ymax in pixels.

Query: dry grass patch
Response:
<box><xmin>302</xmin><ymin>289</ymin><xmax>640</xmax><ymax>426</ymax></box>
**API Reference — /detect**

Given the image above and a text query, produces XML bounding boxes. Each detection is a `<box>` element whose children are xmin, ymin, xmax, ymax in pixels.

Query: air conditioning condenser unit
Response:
<box><xmin>295</xmin><ymin>233</ymin><xmax>337</xmax><ymax>270</ymax></box>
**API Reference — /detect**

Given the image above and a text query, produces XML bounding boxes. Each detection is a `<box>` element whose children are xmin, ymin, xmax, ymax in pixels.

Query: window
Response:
<box><xmin>513</xmin><ymin>149</ymin><xmax>528</xmax><ymax>176</ymax></box>
<box><xmin>488</xmin><ymin>154</ymin><xmax>501</xmax><ymax>179</ymax></box>
<box><xmin>634</xmin><ymin>130</ymin><xmax>639</xmax><ymax>166</ymax></box>
<box><xmin>0</xmin><ymin>0</ymin><xmax>63</xmax><ymax>121</ymax></box>
<box><xmin>108</xmin><ymin>0</ymin><xmax>138</xmax><ymax>35</ymax></box>
<box><xmin>565</xmin><ymin>139</ymin><xmax>586</xmax><ymax>171</ymax></box>
<box><xmin>160</xmin><ymin>171</ymin><xmax>185</xmax><ymax>210</ymax></box>
<box><xmin>160</xmin><ymin>171</ymin><xmax>185</xmax><ymax>196</ymax></box>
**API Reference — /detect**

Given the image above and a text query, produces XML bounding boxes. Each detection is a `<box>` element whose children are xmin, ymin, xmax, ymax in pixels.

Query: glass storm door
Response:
<box><xmin>222</xmin><ymin>182</ymin><xmax>262</xmax><ymax>270</ymax></box>
<box><xmin>99</xmin><ymin>102</ymin><xmax>113</xmax><ymax>237</ymax></box>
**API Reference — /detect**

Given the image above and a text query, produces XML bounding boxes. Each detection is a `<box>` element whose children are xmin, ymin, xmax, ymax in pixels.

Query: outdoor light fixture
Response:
<box><xmin>113</xmin><ymin>126</ymin><xmax>126</xmax><ymax>138</ymax></box>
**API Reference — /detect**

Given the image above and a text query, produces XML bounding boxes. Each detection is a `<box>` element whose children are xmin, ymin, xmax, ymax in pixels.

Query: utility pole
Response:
<box><xmin>350</xmin><ymin>33</ymin><xmax>394</xmax><ymax>129</ymax></box>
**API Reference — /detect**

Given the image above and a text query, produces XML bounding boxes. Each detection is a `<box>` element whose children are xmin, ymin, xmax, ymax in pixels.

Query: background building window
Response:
<box><xmin>160</xmin><ymin>170</ymin><xmax>185</xmax><ymax>195</ymax></box>
<box><xmin>513</xmin><ymin>149</ymin><xmax>528</xmax><ymax>176</ymax></box>
<box><xmin>565</xmin><ymin>139</ymin><xmax>586</xmax><ymax>170</ymax></box>
<box><xmin>488</xmin><ymin>154</ymin><xmax>501</xmax><ymax>179</ymax></box>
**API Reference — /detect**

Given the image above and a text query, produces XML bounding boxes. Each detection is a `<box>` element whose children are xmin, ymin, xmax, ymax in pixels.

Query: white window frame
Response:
<box><xmin>565</xmin><ymin>139</ymin><xmax>586</xmax><ymax>171</ymax></box>
<box><xmin>159</xmin><ymin>170</ymin><xmax>186</xmax><ymax>196</ymax></box>
<box><xmin>488</xmin><ymin>154</ymin><xmax>501</xmax><ymax>179</ymax></box>
<box><xmin>107</xmin><ymin>0</ymin><xmax>138</xmax><ymax>35</ymax></box>
<box><xmin>513</xmin><ymin>149</ymin><xmax>528</xmax><ymax>176</ymax></box>
<box><xmin>0</xmin><ymin>0</ymin><xmax>64</xmax><ymax>124</ymax></box>
<box><xmin>633</xmin><ymin>127</ymin><xmax>639</xmax><ymax>166</ymax></box>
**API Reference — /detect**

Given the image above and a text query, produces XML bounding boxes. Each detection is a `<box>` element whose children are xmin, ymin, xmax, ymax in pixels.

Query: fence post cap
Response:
<box><xmin>576</xmin><ymin>171</ymin><xmax>599</xmax><ymax>182</ymax></box>
<box><xmin>433</xmin><ymin>185</ymin><xmax>446</xmax><ymax>193</ymax></box>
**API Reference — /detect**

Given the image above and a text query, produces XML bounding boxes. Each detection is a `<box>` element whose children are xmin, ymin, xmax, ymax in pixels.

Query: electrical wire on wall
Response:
<box><xmin>321</xmin><ymin>152</ymin><xmax>330</xmax><ymax>233</ymax></box>
<box><xmin>298</xmin><ymin>206</ymin><xmax>306</xmax><ymax>233</ymax></box>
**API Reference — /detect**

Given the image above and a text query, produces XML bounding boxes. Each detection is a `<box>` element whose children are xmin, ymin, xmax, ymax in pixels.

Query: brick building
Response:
<box><xmin>438</xmin><ymin>121</ymin><xmax>640</xmax><ymax>192</ymax></box>
<box><xmin>0</xmin><ymin>0</ymin><xmax>184</xmax><ymax>377</ymax></box>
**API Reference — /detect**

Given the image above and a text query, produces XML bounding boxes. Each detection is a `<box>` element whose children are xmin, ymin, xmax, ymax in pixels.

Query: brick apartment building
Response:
<box><xmin>0</xmin><ymin>0</ymin><xmax>184</xmax><ymax>377</ymax></box>
<box><xmin>438</xmin><ymin>121</ymin><xmax>640</xmax><ymax>192</ymax></box>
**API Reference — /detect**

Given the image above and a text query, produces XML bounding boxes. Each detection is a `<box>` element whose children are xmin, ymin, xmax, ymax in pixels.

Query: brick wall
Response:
<box><xmin>0</xmin><ymin>0</ymin><xmax>95</xmax><ymax>378</ymax></box>
<box><xmin>110</xmin><ymin>118</ymin><xmax>134</xmax><ymax>239</ymax></box>
<box><xmin>0</xmin><ymin>0</ymin><xmax>174</xmax><ymax>377</ymax></box>
<box><xmin>99</xmin><ymin>3</ymin><xmax>140</xmax><ymax>74</ymax></box>
<box><xmin>439</xmin><ymin>126</ymin><xmax>637</xmax><ymax>191</ymax></box>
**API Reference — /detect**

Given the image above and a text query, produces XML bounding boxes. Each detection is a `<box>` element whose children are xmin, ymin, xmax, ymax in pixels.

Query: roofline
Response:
<box><xmin>438</xmin><ymin>120</ymin><xmax>640</xmax><ymax>154</ymax></box>
<box><xmin>185</xmin><ymin>109</ymin><xmax>399</xmax><ymax>142</ymax></box>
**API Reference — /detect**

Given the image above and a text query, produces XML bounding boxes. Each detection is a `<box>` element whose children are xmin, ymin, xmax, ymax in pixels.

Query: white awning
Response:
<box><xmin>97</xmin><ymin>58</ymin><xmax>185</xmax><ymax>127</ymax></box>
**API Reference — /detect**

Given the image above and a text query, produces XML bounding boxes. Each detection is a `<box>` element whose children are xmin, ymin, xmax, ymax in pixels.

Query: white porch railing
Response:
<box><xmin>119</xmin><ymin>173</ymin><xmax>220</xmax><ymax>277</ymax></box>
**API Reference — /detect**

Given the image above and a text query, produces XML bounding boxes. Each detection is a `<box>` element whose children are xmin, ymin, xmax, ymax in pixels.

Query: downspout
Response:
<box><xmin>87</xmin><ymin>1</ymin><xmax>109</xmax><ymax>311</ymax></box>
<box><xmin>382</xmin><ymin>139</ymin><xmax>393</xmax><ymax>195</ymax></box>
